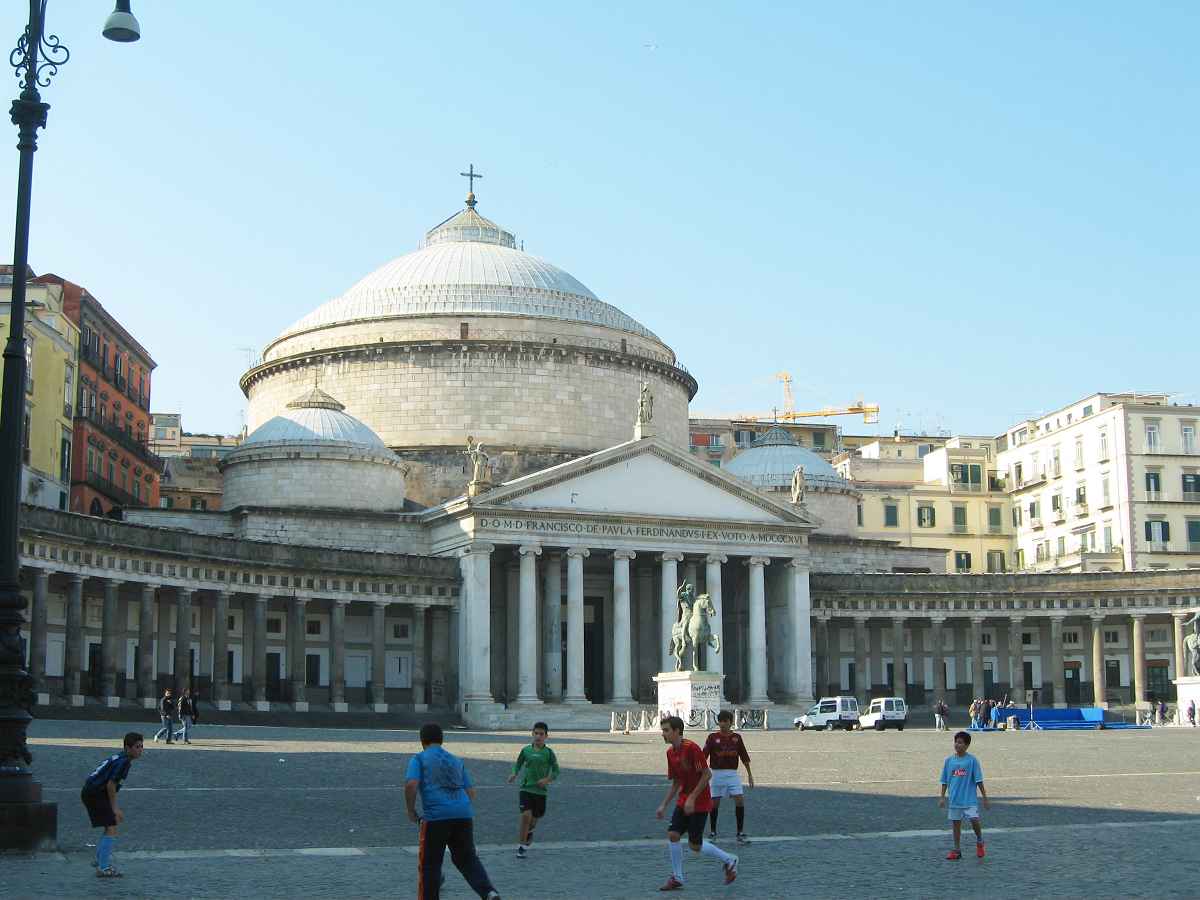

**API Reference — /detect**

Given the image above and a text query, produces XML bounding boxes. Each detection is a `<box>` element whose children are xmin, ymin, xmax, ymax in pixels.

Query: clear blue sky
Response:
<box><xmin>3</xmin><ymin>3</ymin><xmax>1196</xmax><ymax>438</ymax></box>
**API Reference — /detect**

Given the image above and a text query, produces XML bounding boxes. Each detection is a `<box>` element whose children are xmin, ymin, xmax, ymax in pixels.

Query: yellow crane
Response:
<box><xmin>729</xmin><ymin>372</ymin><xmax>880</xmax><ymax>424</ymax></box>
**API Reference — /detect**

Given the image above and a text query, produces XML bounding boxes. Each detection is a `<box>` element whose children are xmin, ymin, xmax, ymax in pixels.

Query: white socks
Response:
<box><xmin>669</xmin><ymin>841</ymin><xmax>684</xmax><ymax>880</ymax></box>
<box><xmin>700</xmin><ymin>840</ymin><xmax>734</xmax><ymax>865</ymax></box>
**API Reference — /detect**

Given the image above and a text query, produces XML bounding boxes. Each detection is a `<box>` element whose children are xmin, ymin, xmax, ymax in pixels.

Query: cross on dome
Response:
<box><xmin>460</xmin><ymin>163</ymin><xmax>483</xmax><ymax>208</ymax></box>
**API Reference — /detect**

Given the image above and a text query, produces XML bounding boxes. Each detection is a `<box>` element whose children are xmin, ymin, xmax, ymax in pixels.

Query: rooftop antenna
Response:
<box><xmin>237</xmin><ymin>346</ymin><xmax>257</xmax><ymax>369</ymax></box>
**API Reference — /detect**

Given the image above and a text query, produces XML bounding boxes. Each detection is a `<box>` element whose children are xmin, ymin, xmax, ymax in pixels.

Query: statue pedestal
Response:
<box><xmin>654</xmin><ymin>671</ymin><xmax>723</xmax><ymax>721</ymax></box>
<box><xmin>1173</xmin><ymin>675</ymin><xmax>1200</xmax><ymax>724</ymax></box>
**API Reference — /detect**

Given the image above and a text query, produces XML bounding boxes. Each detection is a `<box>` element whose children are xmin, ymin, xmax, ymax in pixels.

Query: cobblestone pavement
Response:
<box><xmin>8</xmin><ymin>719</ymin><xmax>1200</xmax><ymax>898</ymax></box>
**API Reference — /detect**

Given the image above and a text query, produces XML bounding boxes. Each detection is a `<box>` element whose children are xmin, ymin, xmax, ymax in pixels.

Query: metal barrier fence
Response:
<box><xmin>610</xmin><ymin>708</ymin><xmax>770</xmax><ymax>734</ymax></box>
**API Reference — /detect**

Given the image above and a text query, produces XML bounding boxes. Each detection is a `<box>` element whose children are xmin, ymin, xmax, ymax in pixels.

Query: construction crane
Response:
<box><xmin>724</xmin><ymin>372</ymin><xmax>880</xmax><ymax>424</ymax></box>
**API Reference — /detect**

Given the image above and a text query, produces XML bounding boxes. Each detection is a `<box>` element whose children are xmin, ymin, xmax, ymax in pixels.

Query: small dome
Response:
<box><xmin>725</xmin><ymin>426</ymin><xmax>848</xmax><ymax>491</ymax></box>
<box><xmin>241</xmin><ymin>386</ymin><xmax>387</xmax><ymax>448</ymax></box>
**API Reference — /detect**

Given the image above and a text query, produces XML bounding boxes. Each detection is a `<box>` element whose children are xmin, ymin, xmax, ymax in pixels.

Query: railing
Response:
<box><xmin>75</xmin><ymin>408</ymin><xmax>165</xmax><ymax>471</ymax></box>
<box><xmin>1030</xmin><ymin>516</ymin><xmax>1043</xmax><ymax>529</ymax></box>
<box><xmin>1050</xmin><ymin>462</ymin><xmax>1062</xmax><ymax>478</ymax></box>
<box><xmin>1184</xmin><ymin>443</ymin><xmax>1199</xmax><ymax>456</ymax></box>
<box><xmin>62</xmin><ymin>401</ymin><xmax>71</xmax><ymax>419</ymax></box>
<box><xmin>79</xmin><ymin>471</ymin><xmax>145</xmax><ymax>509</ymax></box>
<box><xmin>952</xmin><ymin>523</ymin><xmax>969</xmax><ymax>534</ymax></box>
<box><xmin>988</xmin><ymin>524</ymin><xmax>1003</xmax><ymax>534</ymax></box>
<box><xmin>114</xmin><ymin>372</ymin><xmax>126</xmax><ymax>391</ymax></box>
<box><xmin>949</xmin><ymin>482</ymin><xmax>983</xmax><ymax>494</ymax></box>
<box><xmin>1190</xmin><ymin>541</ymin><xmax>1200</xmax><ymax>553</ymax></box>
<box><xmin>1183</xmin><ymin>491</ymin><xmax>1200</xmax><ymax>503</ymax></box>
<box><xmin>1074</xmin><ymin>503</ymin><xmax>1089</xmax><ymax>517</ymax></box>
<box><xmin>1146</xmin><ymin>541</ymin><xmax>1170</xmax><ymax>552</ymax></box>
<box><xmin>1052</xmin><ymin>508</ymin><xmax>1066</xmax><ymax>523</ymax></box>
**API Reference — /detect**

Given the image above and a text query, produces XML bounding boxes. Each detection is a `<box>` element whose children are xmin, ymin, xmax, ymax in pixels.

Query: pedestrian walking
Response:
<box><xmin>655</xmin><ymin>715</ymin><xmax>738</xmax><ymax>891</ymax></box>
<box><xmin>506</xmin><ymin>721</ymin><xmax>559</xmax><ymax>859</ymax></box>
<box><xmin>81</xmin><ymin>732</ymin><xmax>144</xmax><ymax>878</ymax></box>
<box><xmin>173</xmin><ymin>688</ymin><xmax>199</xmax><ymax>744</ymax></box>
<box><xmin>938</xmin><ymin>730</ymin><xmax>990</xmax><ymax>860</ymax></box>
<box><xmin>1188</xmin><ymin>699</ymin><xmax>1196</xmax><ymax>727</ymax></box>
<box><xmin>404</xmin><ymin>722</ymin><xmax>501</xmax><ymax>900</ymax></box>
<box><xmin>934</xmin><ymin>699</ymin><xmax>948</xmax><ymax>731</ymax></box>
<box><xmin>702</xmin><ymin>709</ymin><xmax>754</xmax><ymax>844</ymax></box>
<box><xmin>152</xmin><ymin>688</ymin><xmax>175</xmax><ymax>744</ymax></box>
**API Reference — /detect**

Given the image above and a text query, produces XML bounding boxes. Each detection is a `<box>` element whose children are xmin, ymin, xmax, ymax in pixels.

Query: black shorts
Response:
<box><xmin>518</xmin><ymin>791</ymin><xmax>547</xmax><ymax>818</ymax></box>
<box><xmin>81</xmin><ymin>789</ymin><xmax>116</xmax><ymax>828</ymax></box>
<box><xmin>669</xmin><ymin>807</ymin><xmax>707</xmax><ymax>844</ymax></box>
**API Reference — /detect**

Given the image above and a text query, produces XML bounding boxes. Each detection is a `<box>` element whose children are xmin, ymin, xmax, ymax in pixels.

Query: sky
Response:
<box><xmin>2</xmin><ymin>2</ymin><xmax>1196</xmax><ymax>439</ymax></box>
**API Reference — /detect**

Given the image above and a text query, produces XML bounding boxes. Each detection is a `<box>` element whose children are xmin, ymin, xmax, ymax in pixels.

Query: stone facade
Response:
<box><xmin>221</xmin><ymin>444</ymin><xmax>407</xmax><ymax>512</ymax></box>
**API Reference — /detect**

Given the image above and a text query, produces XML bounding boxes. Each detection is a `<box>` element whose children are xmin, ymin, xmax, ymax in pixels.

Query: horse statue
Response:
<box><xmin>669</xmin><ymin>582</ymin><xmax>721</xmax><ymax>671</ymax></box>
<box><xmin>1183</xmin><ymin>612</ymin><xmax>1200</xmax><ymax>677</ymax></box>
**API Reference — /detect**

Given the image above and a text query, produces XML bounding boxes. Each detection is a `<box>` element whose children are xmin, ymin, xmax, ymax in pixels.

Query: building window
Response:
<box><xmin>1103</xmin><ymin>524</ymin><xmax>1113</xmax><ymax>552</ymax></box>
<box><xmin>812</xmin><ymin>431</ymin><xmax>826</xmax><ymax>449</ymax></box>
<box><xmin>1145</xmin><ymin>422</ymin><xmax>1161</xmax><ymax>452</ymax></box>
<box><xmin>988</xmin><ymin>506</ymin><xmax>1002</xmax><ymax>531</ymax></box>
<box><xmin>1021</xmin><ymin>632</ymin><xmax>1032</xmax><ymax>646</ymax></box>
<box><xmin>1051</xmin><ymin>493</ymin><xmax>1062</xmax><ymax>512</ymax></box>
<box><xmin>392</xmin><ymin>623</ymin><xmax>410</xmax><ymax>640</ymax></box>
<box><xmin>227</xmin><ymin>615</ymin><xmax>236</xmax><ymax>631</ymax></box>
<box><xmin>917</xmin><ymin>505</ymin><xmax>936</xmax><ymax>528</ymax></box>
<box><xmin>1075</xmin><ymin>484</ymin><xmax>1087</xmax><ymax>506</ymax></box>
<box><xmin>1146</xmin><ymin>471</ymin><xmax>1161</xmax><ymax>497</ymax></box>
<box><xmin>1184</xmin><ymin>424</ymin><xmax>1197</xmax><ymax>455</ymax></box>
<box><xmin>1083</xmin><ymin>404</ymin><xmax>1094</xmax><ymax>417</ymax></box>
<box><xmin>1079</xmin><ymin>530</ymin><xmax>1095</xmax><ymax>552</ymax></box>
<box><xmin>160</xmin><ymin>496</ymin><xmax>174</xmax><ymax>509</ymax></box>
<box><xmin>1183</xmin><ymin>473</ymin><xmax>1200</xmax><ymax>499</ymax></box>
<box><xmin>954</xmin><ymin>551</ymin><xmax>971</xmax><ymax>572</ymax></box>
<box><xmin>856</xmin><ymin>503</ymin><xmax>863</xmax><ymax>527</ymax></box>
<box><xmin>1102</xmin><ymin>477</ymin><xmax>1111</xmax><ymax>506</ymax></box>
<box><xmin>1029</xmin><ymin>500</ymin><xmax>1040</xmax><ymax>520</ymax></box>
<box><xmin>1188</xmin><ymin>519</ymin><xmax>1200</xmax><ymax>549</ymax></box>
<box><xmin>1014</xmin><ymin>548</ymin><xmax>1025</xmax><ymax>569</ymax></box>
<box><xmin>306</xmin><ymin>619</ymin><xmax>321</xmax><ymax>636</ymax></box>
<box><xmin>1056</xmin><ymin>536</ymin><xmax>1066</xmax><ymax>557</ymax></box>
<box><xmin>1012</xmin><ymin>506</ymin><xmax>1022</xmax><ymax>527</ymax></box>
<box><xmin>1147</xmin><ymin>628</ymin><xmax>1167</xmax><ymax>644</ymax></box>
<box><xmin>884</xmin><ymin>503</ymin><xmax>899</xmax><ymax>527</ymax></box>
<box><xmin>986</xmin><ymin>550</ymin><xmax>1006</xmax><ymax>573</ymax></box>
<box><xmin>952</xmin><ymin>505</ymin><xmax>967</xmax><ymax>529</ymax></box>
<box><xmin>1063</xmin><ymin>631</ymin><xmax>1080</xmax><ymax>646</ymax></box>
<box><xmin>190</xmin><ymin>497</ymin><xmax>208</xmax><ymax>511</ymax></box>
<box><xmin>1145</xmin><ymin>519</ymin><xmax>1170</xmax><ymax>546</ymax></box>
<box><xmin>266</xmin><ymin>618</ymin><xmax>282</xmax><ymax>634</ymax></box>
<box><xmin>980</xmin><ymin>631</ymin><xmax>992</xmax><ymax>645</ymax></box>
<box><xmin>1104</xmin><ymin>630</ymin><xmax>1119</xmax><ymax>645</ymax></box>
<box><xmin>1074</xmin><ymin>439</ymin><xmax>1084</xmax><ymax>470</ymax></box>
<box><xmin>1098</xmin><ymin>429</ymin><xmax>1109</xmax><ymax>460</ymax></box>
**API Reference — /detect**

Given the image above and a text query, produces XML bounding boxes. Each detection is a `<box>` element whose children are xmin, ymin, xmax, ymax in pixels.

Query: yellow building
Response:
<box><xmin>0</xmin><ymin>270</ymin><xmax>79</xmax><ymax>510</ymax></box>
<box><xmin>836</xmin><ymin>436</ymin><xmax>1014</xmax><ymax>573</ymax></box>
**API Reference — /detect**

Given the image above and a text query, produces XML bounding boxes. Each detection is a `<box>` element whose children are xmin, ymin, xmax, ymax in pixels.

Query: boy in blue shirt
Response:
<box><xmin>938</xmin><ymin>730</ymin><xmax>990</xmax><ymax>859</ymax></box>
<box><xmin>81</xmin><ymin>731</ymin><xmax>144</xmax><ymax>877</ymax></box>
<box><xmin>404</xmin><ymin>722</ymin><xmax>502</xmax><ymax>900</ymax></box>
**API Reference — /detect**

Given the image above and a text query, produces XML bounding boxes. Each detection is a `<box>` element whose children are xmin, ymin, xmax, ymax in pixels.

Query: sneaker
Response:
<box><xmin>723</xmin><ymin>856</ymin><xmax>738</xmax><ymax>885</ymax></box>
<box><xmin>946</xmin><ymin>849</ymin><xmax>962</xmax><ymax>860</ymax></box>
<box><xmin>516</xmin><ymin>845</ymin><xmax>527</xmax><ymax>859</ymax></box>
<box><xmin>485</xmin><ymin>893</ymin><xmax>502</xmax><ymax>900</ymax></box>
<box><xmin>658</xmin><ymin>876</ymin><xmax>684</xmax><ymax>892</ymax></box>
<box><xmin>708</xmin><ymin>829</ymin><xmax>717</xmax><ymax>840</ymax></box>
<box><xmin>96</xmin><ymin>868</ymin><xmax>123</xmax><ymax>878</ymax></box>
<box><xmin>736</xmin><ymin>832</ymin><xmax>749</xmax><ymax>845</ymax></box>
<box><xmin>976</xmin><ymin>842</ymin><xmax>986</xmax><ymax>858</ymax></box>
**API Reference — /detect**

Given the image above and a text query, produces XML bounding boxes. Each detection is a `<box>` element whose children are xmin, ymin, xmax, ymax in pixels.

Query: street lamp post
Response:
<box><xmin>0</xmin><ymin>0</ymin><xmax>138</xmax><ymax>851</ymax></box>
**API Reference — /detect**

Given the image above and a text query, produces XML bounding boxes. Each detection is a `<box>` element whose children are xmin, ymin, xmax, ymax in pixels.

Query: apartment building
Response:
<box><xmin>835</xmin><ymin>436</ymin><xmax>1013</xmax><ymax>573</ymax></box>
<box><xmin>149</xmin><ymin>412</ymin><xmax>241</xmax><ymax>459</ymax></box>
<box><xmin>996</xmin><ymin>392</ymin><xmax>1200</xmax><ymax>573</ymax></box>
<box><xmin>0</xmin><ymin>268</ymin><xmax>78</xmax><ymax>510</ymax></box>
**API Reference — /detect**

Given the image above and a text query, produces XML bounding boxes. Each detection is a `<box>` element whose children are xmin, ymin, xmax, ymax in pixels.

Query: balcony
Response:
<box><xmin>1010</xmin><ymin>469</ymin><xmax>1047</xmax><ymax>492</ymax></box>
<box><xmin>79</xmin><ymin>471</ymin><xmax>145</xmax><ymax>509</ymax></box>
<box><xmin>1074</xmin><ymin>503</ymin><xmax>1089</xmax><ymax>517</ymax></box>
<box><xmin>952</xmin><ymin>524</ymin><xmax>969</xmax><ymax>534</ymax></box>
<box><xmin>1185</xmin><ymin>492</ymin><xmax>1200</xmax><ymax>504</ymax></box>
<box><xmin>1146</xmin><ymin>490</ymin><xmax>1162</xmax><ymax>502</ymax></box>
<box><xmin>1190</xmin><ymin>541</ymin><xmax>1200</xmax><ymax>553</ymax></box>
<box><xmin>1052</xmin><ymin>508</ymin><xmax>1066</xmax><ymax>523</ymax></box>
<box><xmin>988</xmin><ymin>524</ymin><xmax>1004</xmax><ymax>534</ymax></box>
<box><xmin>1146</xmin><ymin>541</ymin><xmax>1170</xmax><ymax>552</ymax></box>
<box><xmin>75</xmin><ymin>408</ymin><xmax>165</xmax><ymax>471</ymax></box>
<box><xmin>1050</xmin><ymin>461</ymin><xmax>1062</xmax><ymax>478</ymax></box>
<box><xmin>114</xmin><ymin>372</ymin><xmax>127</xmax><ymax>391</ymax></box>
<box><xmin>1030</xmin><ymin>516</ymin><xmax>1044</xmax><ymax>529</ymax></box>
<box><xmin>949</xmin><ymin>482</ymin><xmax>983</xmax><ymax>494</ymax></box>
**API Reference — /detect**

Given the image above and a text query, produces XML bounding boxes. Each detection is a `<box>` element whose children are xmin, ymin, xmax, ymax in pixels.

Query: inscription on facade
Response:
<box><xmin>477</xmin><ymin>516</ymin><xmax>804</xmax><ymax>545</ymax></box>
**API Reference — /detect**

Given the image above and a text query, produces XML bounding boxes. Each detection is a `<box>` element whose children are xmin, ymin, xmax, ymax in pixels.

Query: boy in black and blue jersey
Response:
<box><xmin>81</xmin><ymin>731</ymin><xmax>144</xmax><ymax>878</ymax></box>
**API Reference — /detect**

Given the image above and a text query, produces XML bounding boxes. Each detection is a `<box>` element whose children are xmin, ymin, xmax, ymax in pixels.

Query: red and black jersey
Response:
<box><xmin>666</xmin><ymin>738</ymin><xmax>713</xmax><ymax>812</ymax></box>
<box><xmin>702</xmin><ymin>730</ymin><xmax>751</xmax><ymax>771</ymax></box>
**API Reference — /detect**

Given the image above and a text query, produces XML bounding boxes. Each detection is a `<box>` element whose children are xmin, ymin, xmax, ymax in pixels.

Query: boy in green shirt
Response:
<box><xmin>506</xmin><ymin>721</ymin><xmax>560</xmax><ymax>859</ymax></box>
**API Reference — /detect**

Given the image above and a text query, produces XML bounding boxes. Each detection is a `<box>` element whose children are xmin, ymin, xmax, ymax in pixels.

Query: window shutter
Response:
<box><xmin>1162</xmin><ymin>521</ymin><xmax>1170</xmax><ymax>542</ymax></box>
<box><xmin>1145</xmin><ymin>521</ymin><xmax>1152</xmax><ymax>541</ymax></box>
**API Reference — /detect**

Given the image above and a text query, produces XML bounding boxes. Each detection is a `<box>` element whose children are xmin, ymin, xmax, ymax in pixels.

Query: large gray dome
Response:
<box><xmin>725</xmin><ymin>426</ymin><xmax>848</xmax><ymax>491</ymax></box>
<box><xmin>273</xmin><ymin>206</ymin><xmax>660</xmax><ymax>344</ymax></box>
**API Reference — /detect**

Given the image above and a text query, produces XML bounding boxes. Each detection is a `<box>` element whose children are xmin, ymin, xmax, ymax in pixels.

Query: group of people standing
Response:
<box><xmin>151</xmin><ymin>687</ymin><xmax>200</xmax><ymax>745</ymax></box>
<box><xmin>968</xmin><ymin>697</ymin><xmax>1016</xmax><ymax>729</ymax></box>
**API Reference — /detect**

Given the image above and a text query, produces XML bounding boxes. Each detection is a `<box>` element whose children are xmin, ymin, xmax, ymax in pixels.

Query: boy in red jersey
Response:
<box><xmin>703</xmin><ymin>709</ymin><xmax>754</xmax><ymax>843</ymax></box>
<box><xmin>654</xmin><ymin>715</ymin><xmax>738</xmax><ymax>891</ymax></box>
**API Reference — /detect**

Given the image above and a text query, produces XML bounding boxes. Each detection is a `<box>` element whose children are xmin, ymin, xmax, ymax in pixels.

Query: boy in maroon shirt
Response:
<box><xmin>655</xmin><ymin>715</ymin><xmax>738</xmax><ymax>891</ymax></box>
<box><xmin>703</xmin><ymin>709</ymin><xmax>754</xmax><ymax>843</ymax></box>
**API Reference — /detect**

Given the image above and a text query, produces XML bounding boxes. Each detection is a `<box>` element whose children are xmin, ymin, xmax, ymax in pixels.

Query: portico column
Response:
<box><xmin>1090</xmin><ymin>614</ymin><xmax>1106</xmax><ymax>707</ymax></box>
<box><xmin>371</xmin><ymin>600</ymin><xmax>388</xmax><ymax>711</ymax></box>
<box><xmin>969</xmin><ymin>616</ymin><xmax>985</xmax><ymax>699</ymax></box>
<box><xmin>854</xmin><ymin>617</ymin><xmax>869</xmax><ymax>704</ymax></box>
<box><xmin>659</xmin><ymin>552</ymin><xmax>684</xmax><ymax>672</ymax></box>
<box><xmin>64</xmin><ymin>574</ymin><xmax>83</xmax><ymax>703</ymax></box>
<box><xmin>564</xmin><ymin>548</ymin><xmax>589</xmax><ymax>704</ymax></box>
<box><xmin>29</xmin><ymin>569</ymin><xmax>49</xmax><ymax>702</ymax></box>
<box><xmin>412</xmin><ymin>603</ymin><xmax>428</xmax><ymax>711</ymax></box>
<box><xmin>782</xmin><ymin>557</ymin><xmax>813</xmax><ymax>704</ymax></box>
<box><xmin>704</xmin><ymin>554</ymin><xmax>727</xmax><ymax>693</ymax></box>
<box><xmin>252</xmin><ymin>596</ymin><xmax>268</xmax><ymax>708</ymax></box>
<box><xmin>1173</xmin><ymin>614</ymin><xmax>1186</xmax><ymax>684</ymax></box>
<box><xmin>330</xmin><ymin>599</ymin><xmax>348</xmax><ymax>711</ymax></box>
<box><xmin>175</xmin><ymin>588</ymin><xmax>193</xmax><ymax>693</ymax></box>
<box><xmin>931</xmin><ymin>617</ymin><xmax>946</xmax><ymax>702</ymax></box>
<box><xmin>430</xmin><ymin>606</ymin><xmax>450</xmax><ymax>708</ymax></box>
<box><xmin>542</xmin><ymin>552</ymin><xmax>563</xmax><ymax>700</ymax></box>
<box><xmin>1131</xmin><ymin>613</ymin><xmax>1146</xmax><ymax>707</ymax></box>
<box><xmin>891</xmin><ymin>616</ymin><xmax>906</xmax><ymax>696</ymax></box>
<box><xmin>746</xmin><ymin>557</ymin><xmax>771</xmax><ymax>704</ymax></box>
<box><xmin>1009</xmin><ymin>617</ymin><xmax>1025</xmax><ymax>702</ymax></box>
<box><xmin>460</xmin><ymin>543</ymin><xmax>495</xmax><ymax>704</ymax></box>
<box><xmin>1049</xmin><ymin>615</ymin><xmax>1067</xmax><ymax>708</ymax></box>
<box><xmin>611</xmin><ymin>550</ymin><xmax>636</xmax><ymax>705</ymax></box>
<box><xmin>815</xmin><ymin>615</ymin><xmax>830</xmax><ymax>697</ymax></box>
<box><xmin>212</xmin><ymin>591</ymin><xmax>230</xmax><ymax>709</ymax></box>
<box><xmin>136</xmin><ymin>584</ymin><xmax>156</xmax><ymax>706</ymax></box>
<box><xmin>291</xmin><ymin>597</ymin><xmax>308</xmax><ymax>710</ymax></box>
<box><xmin>516</xmin><ymin>544</ymin><xmax>543</xmax><ymax>704</ymax></box>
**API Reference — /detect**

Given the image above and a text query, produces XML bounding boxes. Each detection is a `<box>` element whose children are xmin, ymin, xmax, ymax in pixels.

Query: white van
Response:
<box><xmin>859</xmin><ymin>697</ymin><xmax>908</xmax><ymax>731</ymax></box>
<box><xmin>793</xmin><ymin>696</ymin><xmax>860</xmax><ymax>731</ymax></box>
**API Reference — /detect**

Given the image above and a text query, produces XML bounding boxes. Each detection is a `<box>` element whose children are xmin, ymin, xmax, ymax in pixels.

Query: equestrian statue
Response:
<box><xmin>669</xmin><ymin>582</ymin><xmax>721</xmax><ymax>672</ymax></box>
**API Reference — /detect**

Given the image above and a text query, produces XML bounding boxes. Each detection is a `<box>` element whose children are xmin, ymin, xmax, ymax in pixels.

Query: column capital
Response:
<box><xmin>176</xmin><ymin>586</ymin><xmax>195</xmax><ymax>599</ymax></box>
<box><xmin>969</xmin><ymin>615</ymin><xmax>986</xmax><ymax>625</ymax></box>
<box><xmin>613</xmin><ymin>549</ymin><xmax>636</xmax><ymax>561</ymax></box>
<box><xmin>785</xmin><ymin>555</ymin><xmax>809</xmax><ymax>570</ymax></box>
<box><xmin>373</xmin><ymin>598</ymin><xmax>392</xmax><ymax>609</ymax></box>
<box><xmin>892</xmin><ymin>614</ymin><xmax>906</xmax><ymax>625</ymax></box>
<box><xmin>1129</xmin><ymin>611</ymin><xmax>1147</xmax><ymax>621</ymax></box>
<box><xmin>1008</xmin><ymin>614</ymin><xmax>1024</xmax><ymax>624</ymax></box>
<box><xmin>746</xmin><ymin>556</ymin><xmax>772</xmax><ymax>568</ymax></box>
<box><xmin>33</xmin><ymin>568</ymin><xmax>49</xmax><ymax>583</ymax></box>
<box><xmin>335</xmin><ymin>598</ymin><xmax>351</xmax><ymax>608</ymax></box>
<box><xmin>102</xmin><ymin>577</ymin><xmax>124</xmax><ymax>588</ymax></box>
<box><xmin>67</xmin><ymin>573</ymin><xmax>84</xmax><ymax>585</ymax></box>
<box><xmin>705</xmin><ymin>553</ymin><xmax>728</xmax><ymax>565</ymax></box>
<box><xmin>460</xmin><ymin>542</ymin><xmax>495</xmax><ymax>558</ymax></box>
<box><xmin>1089</xmin><ymin>611</ymin><xmax>1106</xmax><ymax>622</ymax></box>
<box><xmin>254</xmin><ymin>594</ymin><xmax>269</xmax><ymax>606</ymax></box>
<box><xmin>930</xmin><ymin>615</ymin><xmax>947</xmax><ymax>626</ymax></box>
<box><xmin>566</xmin><ymin>547</ymin><xmax>590</xmax><ymax>560</ymax></box>
<box><xmin>659</xmin><ymin>551</ymin><xmax>685</xmax><ymax>563</ymax></box>
<box><xmin>140</xmin><ymin>582</ymin><xmax>157</xmax><ymax>596</ymax></box>
<box><xmin>518</xmin><ymin>543</ymin><xmax>543</xmax><ymax>557</ymax></box>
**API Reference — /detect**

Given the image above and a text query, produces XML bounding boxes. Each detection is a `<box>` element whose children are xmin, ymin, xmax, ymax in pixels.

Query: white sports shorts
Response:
<box><xmin>709</xmin><ymin>769</ymin><xmax>745</xmax><ymax>799</ymax></box>
<box><xmin>947</xmin><ymin>805</ymin><xmax>979</xmax><ymax>822</ymax></box>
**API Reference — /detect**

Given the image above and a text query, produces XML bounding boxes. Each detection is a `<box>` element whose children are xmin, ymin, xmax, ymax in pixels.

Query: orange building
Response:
<box><xmin>37</xmin><ymin>274</ymin><xmax>163</xmax><ymax>515</ymax></box>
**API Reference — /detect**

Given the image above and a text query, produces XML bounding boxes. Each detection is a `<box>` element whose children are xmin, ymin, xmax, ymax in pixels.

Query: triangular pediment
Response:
<box><xmin>470</xmin><ymin>438</ymin><xmax>814</xmax><ymax>527</ymax></box>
